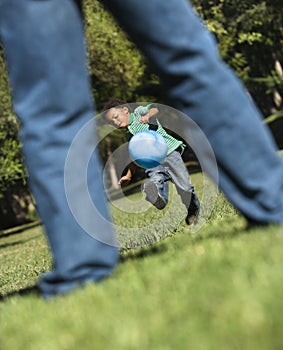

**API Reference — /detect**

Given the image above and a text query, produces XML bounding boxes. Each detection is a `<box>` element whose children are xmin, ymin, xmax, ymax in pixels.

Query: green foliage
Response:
<box><xmin>192</xmin><ymin>0</ymin><xmax>283</xmax><ymax>115</ymax></box>
<box><xmin>0</xmin><ymin>138</ymin><xmax>25</xmax><ymax>189</ymax></box>
<box><xmin>0</xmin><ymin>50</ymin><xmax>26</xmax><ymax>194</ymax></box>
<box><xmin>0</xmin><ymin>49</ymin><xmax>13</xmax><ymax>121</ymax></box>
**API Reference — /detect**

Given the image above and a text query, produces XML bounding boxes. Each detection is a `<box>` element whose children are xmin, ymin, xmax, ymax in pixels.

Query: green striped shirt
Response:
<box><xmin>127</xmin><ymin>104</ymin><xmax>185</xmax><ymax>155</ymax></box>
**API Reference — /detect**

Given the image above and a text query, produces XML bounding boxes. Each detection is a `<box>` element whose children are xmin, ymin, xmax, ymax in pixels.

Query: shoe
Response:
<box><xmin>185</xmin><ymin>204</ymin><xmax>200</xmax><ymax>225</ymax></box>
<box><xmin>142</xmin><ymin>181</ymin><xmax>167</xmax><ymax>210</ymax></box>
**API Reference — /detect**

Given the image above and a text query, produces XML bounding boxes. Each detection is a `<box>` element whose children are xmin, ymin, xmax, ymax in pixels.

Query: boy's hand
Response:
<box><xmin>139</xmin><ymin>113</ymin><xmax>151</xmax><ymax>124</ymax></box>
<box><xmin>138</xmin><ymin>107</ymin><xmax>159</xmax><ymax>124</ymax></box>
<box><xmin>118</xmin><ymin>175</ymin><xmax>132</xmax><ymax>186</ymax></box>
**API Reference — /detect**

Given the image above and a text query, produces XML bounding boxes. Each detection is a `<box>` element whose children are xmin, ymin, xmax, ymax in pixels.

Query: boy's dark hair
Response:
<box><xmin>103</xmin><ymin>99</ymin><xmax>128</xmax><ymax>110</ymax></box>
<box><xmin>101</xmin><ymin>99</ymin><xmax>131</xmax><ymax>121</ymax></box>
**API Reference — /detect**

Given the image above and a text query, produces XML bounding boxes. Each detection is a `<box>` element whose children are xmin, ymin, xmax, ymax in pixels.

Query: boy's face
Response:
<box><xmin>105</xmin><ymin>106</ymin><xmax>130</xmax><ymax>128</ymax></box>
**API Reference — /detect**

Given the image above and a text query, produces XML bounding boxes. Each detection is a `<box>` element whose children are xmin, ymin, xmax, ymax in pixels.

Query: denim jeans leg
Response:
<box><xmin>145</xmin><ymin>165</ymin><xmax>169</xmax><ymax>203</ymax></box>
<box><xmin>0</xmin><ymin>0</ymin><xmax>118</xmax><ymax>297</ymax></box>
<box><xmin>103</xmin><ymin>0</ymin><xmax>283</xmax><ymax>223</ymax></box>
<box><xmin>163</xmin><ymin>151</ymin><xmax>200</xmax><ymax>210</ymax></box>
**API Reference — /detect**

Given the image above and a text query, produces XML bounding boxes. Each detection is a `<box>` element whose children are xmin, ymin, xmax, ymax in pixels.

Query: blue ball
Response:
<box><xmin>128</xmin><ymin>130</ymin><xmax>168</xmax><ymax>168</ymax></box>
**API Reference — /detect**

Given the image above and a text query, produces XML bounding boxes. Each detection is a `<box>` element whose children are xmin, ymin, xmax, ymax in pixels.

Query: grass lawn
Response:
<box><xmin>1</xmin><ymin>173</ymin><xmax>283</xmax><ymax>350</ymax></box>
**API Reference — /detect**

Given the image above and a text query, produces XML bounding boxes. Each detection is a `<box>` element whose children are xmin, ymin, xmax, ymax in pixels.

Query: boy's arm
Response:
<box><xmin>118</xmin><ymin>162</ymin><xmax>137</xmax><ymax>186</ymax></box>
<box><xmin>139</xmin><ymin>107</ymin><xmax>159</xmax><ymax>124</ymax></box>
<box><xmin>137</xmin><ymin>104</ymin><xmax>159</xmax><ymax>124</ymax></box>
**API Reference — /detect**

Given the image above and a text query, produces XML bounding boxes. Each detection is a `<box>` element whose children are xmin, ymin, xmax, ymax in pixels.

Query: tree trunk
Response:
<box><xmin>0</xmin><ymin>180</ymin><xmax>37</xmax><ymax>230</ymax></box>
<box><xmin>106</xmin><ymin>139</ymin><xmax>119</xmax><ymax>189</ymax></box>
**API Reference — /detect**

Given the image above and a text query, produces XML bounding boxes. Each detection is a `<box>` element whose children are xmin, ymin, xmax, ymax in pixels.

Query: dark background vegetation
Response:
<box><xmin>0</xmin><ymin>0</ymin><xmax>282</xmax><ymax>229</ymax></box>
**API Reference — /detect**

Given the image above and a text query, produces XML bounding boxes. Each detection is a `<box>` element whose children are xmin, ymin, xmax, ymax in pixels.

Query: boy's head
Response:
<box><xmin>102</xmin><ymin>99</ymin><xmax>131</xmax><ymax>128</ymax></box>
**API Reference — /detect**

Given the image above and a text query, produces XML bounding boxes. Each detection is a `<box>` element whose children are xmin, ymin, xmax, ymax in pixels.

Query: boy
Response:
<box><xmin>103</xmin><ymin>99</ymin><xmax>200</xmax><ymax>225</ymax></box>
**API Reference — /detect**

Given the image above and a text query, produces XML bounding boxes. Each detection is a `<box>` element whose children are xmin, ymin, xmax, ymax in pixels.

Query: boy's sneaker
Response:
<box><xmin>142</xmin><ymin>181</ymin><xmax>167</xmax><ymax>210</ymax></box>
<box><xmin>185</xmin><ymin>204</ymin><xmax>200</xmax><ymax>225</ymax></box>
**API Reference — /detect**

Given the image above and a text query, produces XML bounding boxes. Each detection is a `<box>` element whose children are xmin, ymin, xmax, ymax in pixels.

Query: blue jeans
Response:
<box><xmin>0</xmin><ymin>0</ymin><xmax>282</xmax><ymax>297</ymax></box>
<box><xmin>0</xmin><ymin>0</ymin><xmax>118</xmax><ymax>298</ymax></box>
<box><xmin>146</xmin><ymin>151</ymin><xmax>200</xmax><ymax>210</ymax></box>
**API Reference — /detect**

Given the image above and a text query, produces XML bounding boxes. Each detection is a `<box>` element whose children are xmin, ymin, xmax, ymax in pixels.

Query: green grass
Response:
<box><xmin>1</xmin><ymin>173</ymin><xmax>283</xmax><ymax>350</ymax></box>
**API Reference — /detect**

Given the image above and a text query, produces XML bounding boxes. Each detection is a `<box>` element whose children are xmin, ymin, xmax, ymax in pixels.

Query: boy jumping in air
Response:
<box><xmin>103</xmin><ymin>100</ymin><xmax>200</xmax><ymax>225</ymax></box>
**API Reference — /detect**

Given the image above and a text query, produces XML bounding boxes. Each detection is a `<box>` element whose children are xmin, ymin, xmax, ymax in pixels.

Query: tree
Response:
<box><xmin>192</xmin><ymin>0</ymin><xmax>283</xmax><ymax>118</ymax></box>
<box><xmin>83</xmin><ymin>0</ymin><xmax>158</xmax><ymax>109</ymax></box>
<box><xmin>0</xmin><ymin>49</ymin><xmax>35</xmax><ymax>229</ymax></box>
<box><xmin>0</xmin><ymin>49</ymin><xmax>26</xmax><ymax>191</ymax></box>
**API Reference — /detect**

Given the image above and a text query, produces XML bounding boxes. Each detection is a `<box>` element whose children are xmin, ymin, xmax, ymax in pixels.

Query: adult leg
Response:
<box><xmin>0</xmin><ymin>0</ymin><xmax>118</xmax><ymax>298</ymax></box>
<box><xmin>102</xmin><ymin>0</ymin><xmax>283</xmax><ymax>224</ymax></box>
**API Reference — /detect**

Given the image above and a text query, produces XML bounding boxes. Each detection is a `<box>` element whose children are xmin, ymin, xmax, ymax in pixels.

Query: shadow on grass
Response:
<box><xmin>0</xmin><ymin>220</ymin><xmax>42</xmax><ymax>239</ymax></box>
<box><xmin>0</xmin><ymin>285</ymin><xmax>40</xmax><ymax>302</ymax></box>
<box><xmin>120</xmin><ymin>241</ymin><xmax>168</xmax><ymax>263</ymax></box>
<box><xmin>0</xmin><ymin>234</ymin><xmax>42</xmax><ymax>249</ymax></box>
